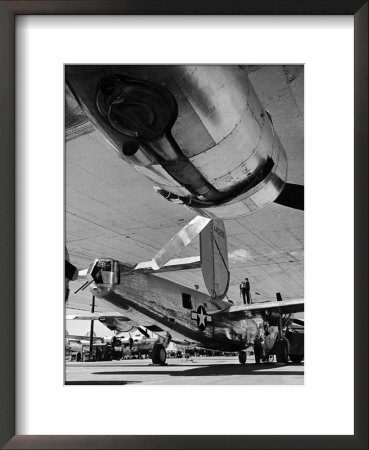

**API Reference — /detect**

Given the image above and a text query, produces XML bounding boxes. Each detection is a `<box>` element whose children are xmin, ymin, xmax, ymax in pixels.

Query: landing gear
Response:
<box><xmin>253</xmin><ymin>337</ymin><xmax>263</xmax><ymax>364</ymax></box>
<box><xmin>238</xmin><ymin>351</ymin><xmax>247</xmax><ymax>364</ymax></box>
<box><xmin>275</xmin><ymin>312</ymin><xmax>289</xmax><ymax>364</ymax></box>
<box><xmin>151</xmin><ymin>343</ymin><xmax>167</xmax><ymax>365</ymax></box>
<box><xmin>275</xmin><ymin>339</ymin><xmax>288</xmax><ymax>363</ymax></box>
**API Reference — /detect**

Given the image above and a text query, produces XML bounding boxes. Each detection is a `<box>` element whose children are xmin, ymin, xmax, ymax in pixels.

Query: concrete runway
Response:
<box><xmin>65</xmin><ymin>356</ymin><xmax>304</xmax><ymax>385</ymax></box>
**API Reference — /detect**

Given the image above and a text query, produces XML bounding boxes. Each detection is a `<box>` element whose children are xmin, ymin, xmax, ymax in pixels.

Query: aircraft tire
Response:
<box><xmin>275</xmin><ymin>339</ymin><xmax>288</xmax><ymax>363</ymax></box>
<box><xmin>152</xmin><ymin>344</ymin><xmax>167</xmax><ymax>365</ymax></box>
<box><xmin>289</xmin><ymin>354</ymin><xmax>304</xmax><ymax>364</ymax></box>
<box><xmin>238</xmin><ymin>351</ymin><xmax>247</xmax><ymax>364</ymax></box>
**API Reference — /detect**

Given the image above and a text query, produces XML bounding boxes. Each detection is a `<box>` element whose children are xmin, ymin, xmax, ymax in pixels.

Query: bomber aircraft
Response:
<box><xmin>68</xmin><ymin>214</ymin><xmax>304</xmax><ymax>365</ymax></box>
<box><xmin>65</xmin><ymin>65</ymin><xmax>304</xmax><ymax>367</ymax></box>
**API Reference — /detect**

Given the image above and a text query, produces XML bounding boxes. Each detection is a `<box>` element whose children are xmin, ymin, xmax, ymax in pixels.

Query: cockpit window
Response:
<box><xmin>96</xmin><ymin>260</ymin><xmax>112</xmax><ymax>271</ymax></box>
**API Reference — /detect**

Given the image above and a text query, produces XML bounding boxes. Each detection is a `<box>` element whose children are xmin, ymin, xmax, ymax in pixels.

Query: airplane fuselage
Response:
<box><xmin>91</xmin><ymin>261</ymin><xmax>261</xmax><ymax>352</ymax></box>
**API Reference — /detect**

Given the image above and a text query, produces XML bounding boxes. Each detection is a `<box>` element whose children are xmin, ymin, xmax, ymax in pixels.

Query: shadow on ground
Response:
<box><xmin>91</xmin><ymin>363</ymin><xmax>303</xmax><ymax>378</ymax></box>
<box><xmin>65</xmin><ymin>380</ymin><xmax>138</xmax><ymax>385</ymax></box>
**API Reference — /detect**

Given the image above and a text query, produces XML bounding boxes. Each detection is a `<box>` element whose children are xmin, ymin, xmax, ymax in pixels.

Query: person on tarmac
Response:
<box><xmin>240</xmin><ymin>277</ymin><xmax>251</xmax><ymax>304</ymax></box>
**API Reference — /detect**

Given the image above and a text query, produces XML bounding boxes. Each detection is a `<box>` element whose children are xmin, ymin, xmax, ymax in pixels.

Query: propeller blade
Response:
<box><xmin>137</xmin><ymin>327</ymin><xmax>151</xmax><ymax>338</ymax></box>
<box><xmin>274</xmin><ymin>183</ymin><xmax>304</xmax><ymax>210</ymax></box>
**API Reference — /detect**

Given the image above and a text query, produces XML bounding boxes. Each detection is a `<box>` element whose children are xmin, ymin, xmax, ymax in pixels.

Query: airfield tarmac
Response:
<box><xmin>65</xmin><ymin>355</ymin><xmax>304</xmax><ymax>385</ymax></box>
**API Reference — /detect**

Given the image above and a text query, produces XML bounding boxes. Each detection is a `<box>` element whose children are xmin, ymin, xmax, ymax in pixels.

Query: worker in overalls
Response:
<box><xmin>240</xmin><ymin>278</ymin><xmax>251</xmax><ymax>304</ymax></box>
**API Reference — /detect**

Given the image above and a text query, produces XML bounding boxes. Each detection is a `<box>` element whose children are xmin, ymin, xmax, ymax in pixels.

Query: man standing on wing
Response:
<box><xmin>240</xmin><ymin>277</ymin><xmax>251</xmax><ymax>305</ymax></box>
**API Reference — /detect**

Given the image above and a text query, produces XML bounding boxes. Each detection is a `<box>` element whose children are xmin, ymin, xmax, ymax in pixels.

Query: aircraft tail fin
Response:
<box><xmin>200</xmin><ymin>218</ymin><xmax>229</xmax><ymax>301</ymax></box>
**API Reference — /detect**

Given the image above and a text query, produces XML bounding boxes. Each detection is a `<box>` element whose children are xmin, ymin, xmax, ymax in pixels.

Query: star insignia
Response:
<box><xmin>191</xmin><ymin>305</ymin><xmax>212</xmax><ymax>331</ymax></box>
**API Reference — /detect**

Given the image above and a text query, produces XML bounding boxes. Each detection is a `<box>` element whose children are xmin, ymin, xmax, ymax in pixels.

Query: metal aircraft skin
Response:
<box><xmin>86</xmin><ymin>261</ymin><xmax>303</xmax><ymax>354</ymax></box>
<box><xmin>66</xmin><ymin>65</ymin><xmax>304</xmax><ymax>220</ymax></box>
<box><xmin>66</xmin><ymin>65</ymin><xmax>304</xmax><ymax>364</ymax></box>
<box><xmin>69</xmin><ymin>216</ymin><xmax>303</xmax><ymax>364</ymax></box>
<box><xmin>66</xmin><ymin>65</ymin><xmax>303</xmax><ymax>302</ymax></box>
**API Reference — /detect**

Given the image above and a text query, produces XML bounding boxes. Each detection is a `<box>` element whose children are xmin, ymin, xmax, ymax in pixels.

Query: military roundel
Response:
<box><xmin>191</xmin><ymin>305</ymin><xmax>213</xmax><ymax>331</ymax></box>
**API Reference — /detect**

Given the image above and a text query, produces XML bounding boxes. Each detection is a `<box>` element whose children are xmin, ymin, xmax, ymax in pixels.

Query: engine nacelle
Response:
<box><xmin>67</xmin><ymin>65</ymin><xmax>287</xmax><ymax>219</ymax></box>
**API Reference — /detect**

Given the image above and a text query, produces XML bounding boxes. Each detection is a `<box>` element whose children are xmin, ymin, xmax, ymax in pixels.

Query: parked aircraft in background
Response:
<box><xmin>65</xmin><ymin>333</ymin><xmax>111</xmax><ymax>362</ymax></box>
<box><xmin>66</xmin><ymin>318</ymin><xmax>171</xmax><ymax>361</ymax></box>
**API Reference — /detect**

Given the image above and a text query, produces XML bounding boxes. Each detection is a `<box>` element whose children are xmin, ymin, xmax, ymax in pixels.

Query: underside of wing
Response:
<box><xmin>66</xmin><ymin>312</ymin><xmax>136</xmax><ymax>333</ymax></box>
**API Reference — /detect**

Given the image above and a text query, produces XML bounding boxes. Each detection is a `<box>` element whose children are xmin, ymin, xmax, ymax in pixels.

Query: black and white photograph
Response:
<box><xmin>65</xmin><ymin>65</ymin><xmax>304</xmax><ymax>385</ymax></box>
<box><xmin>1</xmin><ymin>3</ymin><xmax>364</xmax><ymax>445</ymax></box>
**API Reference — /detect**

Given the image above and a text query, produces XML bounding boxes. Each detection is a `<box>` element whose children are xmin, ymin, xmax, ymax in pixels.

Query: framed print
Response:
<box><xmin>0</xmin><ymin>1</ymin><xmax>367</xmax><ymax>449</ymax></box>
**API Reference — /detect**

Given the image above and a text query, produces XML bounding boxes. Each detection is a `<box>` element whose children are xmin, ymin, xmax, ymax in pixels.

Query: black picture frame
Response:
<box><xmin>0</xmin><ymin>1</ymin><xmax>367</xmax><ymax>449</ymax></box>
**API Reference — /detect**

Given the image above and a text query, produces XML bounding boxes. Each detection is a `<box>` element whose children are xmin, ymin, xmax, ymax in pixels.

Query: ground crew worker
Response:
<box><xmin>240</xmin><ymin>277</ymin><xmax>251</xmax><ymax>304</ymax></box>
<box><xmin>253</xmin><ymin>335</ymin><xmax>263</xmax><ymax>364</ymax></box>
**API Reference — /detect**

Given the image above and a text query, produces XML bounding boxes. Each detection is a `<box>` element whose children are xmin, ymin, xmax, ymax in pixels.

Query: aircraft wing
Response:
<box><xmin>66</xmin><ymin>66</ymin><xmax>304</xmax><ymax>309</ymax></box>
<box><xmin>66</xmin><ymin>312</ymin><xmax>136</xmax><ymax>333</ymax></box>
<box><xmin>211</xmin><ymin>298</ymin><xmax>304</xmax><ymax>321</ymax></box>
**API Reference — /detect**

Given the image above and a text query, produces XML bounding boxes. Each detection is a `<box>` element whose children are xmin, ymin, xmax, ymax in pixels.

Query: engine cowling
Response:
<box><xmin>67</xmin><ymin>65</ymin><xmax>287</xmax><ymax>219</ymax></box>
